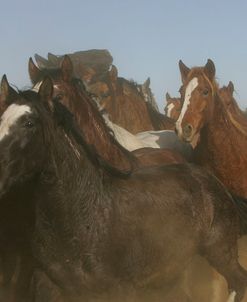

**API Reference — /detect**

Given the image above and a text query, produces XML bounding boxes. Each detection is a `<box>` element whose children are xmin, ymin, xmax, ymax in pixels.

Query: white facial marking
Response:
<box><xmin>166</xmin><ymin>103</ymin><xmax>175</xmax><ymax>117</ymax></box>
<box><xmin>176</xmin><ymin>77</ymin><xmax>198</xmax><ymax>135</ymax></box>
<box><xmin>227</xmin><ymin>291</ymin><xmax>236</xmax><ymax>302</ymax></box>
<box><xmin>32</xmin><ymin>81</ymin><xmax>42</xmax><ymax>92</ymax></box>
<box><xmin>0</xmin><ymin>104</ymin><xmax>32</xmax><ymax>141</ymax></box>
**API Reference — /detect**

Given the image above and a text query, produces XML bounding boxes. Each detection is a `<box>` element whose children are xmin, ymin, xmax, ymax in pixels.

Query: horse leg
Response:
<box><xmin>1</xmin><ymin>249</ymin><xmax>17</xmax><ymax>286</ymax></box>
<box><xmin>30</xmin><ymin>270</ymin><xmax>64</xmax><ymax>302</ymax></box>
<box><xmin>13</xmin><ymin>249</ymin><xmax>34</xmax><ymax>302</ymax></box>
<box><xmin>202</xmin><ymin>222</ymin><xmax>247</xmax><ymax>302</ymax></box>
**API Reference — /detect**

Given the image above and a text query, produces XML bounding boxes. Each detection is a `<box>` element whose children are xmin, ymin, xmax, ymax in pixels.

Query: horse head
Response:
<box><xmin>175</xmin><ymin>59</ymin><xmax>218</xmax><ymax>148</ymax></box>
<box><xmin>0</xmin><ymin>75</ymin><xmax>54</xmax><ymax>197</ymax></box>
<box><xmin>164</xmin><ymin>92</ymin><xmax>182</xmax><ymax>121</ymax></box>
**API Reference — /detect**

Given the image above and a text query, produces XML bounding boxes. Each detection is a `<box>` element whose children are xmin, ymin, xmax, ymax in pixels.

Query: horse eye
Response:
<box><xmin>55</xmin><ymin>94</ymin><xmax>64</xmax><ymax>101</ymax></box>
<box><xmin>203</xmin><ymin>89</ymin><xmax>209</xmax><ymax>96</ymax></box>
<box><xmin>25</xmin><ymin>120</ymin><xmax>34</xmax><ymax>128</ymax></box>
<box><xmin>102</xmin><ymin>92</ymin><xmax>110</xmax><ymax>98</ymax></box>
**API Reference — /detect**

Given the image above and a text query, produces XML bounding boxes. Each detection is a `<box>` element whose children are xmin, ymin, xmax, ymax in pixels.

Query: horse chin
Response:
<box><xmin>187</xmin><ymin>132</ymin><xmax>200</xmax><ymax>149</ymax></box>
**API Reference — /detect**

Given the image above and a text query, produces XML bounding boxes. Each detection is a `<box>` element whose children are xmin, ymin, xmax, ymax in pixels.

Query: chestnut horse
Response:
<box><xmin>88</xmin><ymin>65</ymin><xmax>174</xmax><ymax>133</ymax></box>
<box><xmin>219</xmin><ymin>81</ymin><xmax>247</xmax><ymax>132</ymax></box>
<box><xmin>34</xmin><ymin>49</ymin><xmax>113</xmax><ymax>84</ymax></box>
<box><xmin>164</xmin><ymin>92</ymin><xmax>182</xmax><ymax>121</ymax></box>
<box><xmin>0</xmin><ymin>77</ymin><xmax>247</xmax><ymax>301</ymax></box>
<box><xmin>35</xmin><ymin>51</ymin><xmax>174</xmax><ymax>133</ymax></box>
<box><xmin>29</xmin><ymin>56</ymin><xmax>184</xmax><ymax>169</ymax></box>
<box><xmin>176</xmin><ymin>59</ymin><xmax>247</xmax><ymax>199</ymax></box>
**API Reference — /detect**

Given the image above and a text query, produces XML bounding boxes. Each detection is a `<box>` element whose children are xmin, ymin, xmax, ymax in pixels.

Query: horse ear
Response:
<box><xmin>227</xmin><ymin>81</ymin><xmax>234</xmax><ymax>96</ymax></box>
<box><xmin>166</xmin><ymin>92</ymin><xmax>171</xmax><ymax>101</ymax></box>
<box><xmin>204</xmin><ymin>59</ymin><xmax>216</xmax><ymax>80</ymax></box>
<box><xmin>34</xmin><ymin>53</ymin><xmax>49</xmax><ymax>68</ymax></box>
<box><xmin>179</xmin><ymin>60</ymin><xmax>190</xmax><ymax>83</ymax></box>
<box><xmin>109</xmin><ymin>65</ymin><xmax>118</xmax><ymax>82</ymax></box>
<box><xmin>61</xmin><ymin>55</ymin><xmax>73</xmax><ymax>82</ymax></box>
<box><xmin>28</xmin><ymin>57</ymin><xmax>41</xmax><ymax>84</ymax></box>
<box><xmin>48</xmin><ymin>52</ymin><xmax>59</xmax><ymax>65</ymax></box>
<box><xmin>38</xmin><ymin>77</ymin><xmax>54</xmax><ymax>110</ymax></box>
<box><xmin>143</xmin><ymin>77</ymin><xmax>150</xmax><ymax>88</ymax></box>
<box><xmin>1</xmin><ymin>75</ymin><xmax>19</xmax><ymax>105</ymax></box>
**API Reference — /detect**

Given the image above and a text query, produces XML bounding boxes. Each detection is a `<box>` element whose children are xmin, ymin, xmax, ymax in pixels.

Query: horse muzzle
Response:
<box><xmin>182</xmin><ymin>124</ymin><xmax>193</xmax><ymax>140</ymax></box>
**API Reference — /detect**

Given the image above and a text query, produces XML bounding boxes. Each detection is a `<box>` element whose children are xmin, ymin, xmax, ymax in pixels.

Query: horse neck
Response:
<box><xmin>32</xmin><ymin>128</ymin><xmax>113</xmax><ymax>266</ymax></box>
<box><xmin>230</xmin><ymin>99</ymin><xmax>247</xmax><ymax>129</ymax></box>
<box><xmin>195</xmin><ymin>93</ymin><xmax>247</xmax><ymax>164</ymax></box>
<box><xmin>40</xmin><ymin>128</ymin><xmax>105</xmax><ymax>218</ymax></box>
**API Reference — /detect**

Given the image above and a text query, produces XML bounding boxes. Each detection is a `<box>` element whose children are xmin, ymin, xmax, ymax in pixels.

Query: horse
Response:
<box><xmin>1</xmin><ymin>75</ymin><xmax>247</xmax><ymax>302</ymax></box>
<box><xmin>35</xmin><ymin>51</ymin><xmax>175</xmax><ymax>133</ymax></box>
<box><xmin>219</xmin><ymin>81</ymin><xmax>247</xmax><ymax>131</ymax></box>
<box><xmin>145</xmin><ymin>101</ymin><xmax>175</xmax><ymax>131</ymax></box>
<box><xmin>88</xmin><ymin>65</ymin><xmax>175</xmax><ymax>133</ymax></box>
<box><xmin>29</xmin><ymin>55</ymin><xmax>185</xmax><ymax>167</ymax></box>
<box><xmin>0</xmin><ymin>76</ymin><xmax>36</xmax><ymax>302</ymax></box>
<box><xmin>164</xmin><ymin>92</ymin><xmax>182</xmax><ymax>121</ymax></box>
<box><xmin>135</xmin><ymin>130</ymin><xmax>193</xmax><ymax>162</ymax></box>
<box><xmin>34</xmin><ymin>49</ymin><xmax>113</xmax><ymax>84</ymax></box>
<box><xmin>102</xmin><ymin>111</ymin><xmax>192</xmax><ymax>161</ymax></box>
<box><xmin>175</xmin><ymin>59</ymin><xmax>247</xmax><ymax>200</ymax></box>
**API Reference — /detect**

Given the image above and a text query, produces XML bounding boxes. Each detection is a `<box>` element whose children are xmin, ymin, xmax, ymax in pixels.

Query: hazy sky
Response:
<box><xmin>1</xmin><ymin>0</ymin><xmax>247</xmax><ymax>109</ymax></box>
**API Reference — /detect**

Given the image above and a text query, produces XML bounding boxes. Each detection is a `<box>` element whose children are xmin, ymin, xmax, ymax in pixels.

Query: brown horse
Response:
<box><xmin>88</xmin><ymin>65</ymin><xmax>174</xmax><ymax>133</ymax></box>
<box><xmin>132</xmin><ymin>147</ymin><xmax>186</xmax><ymax>166</ymax></box>
<box><xmin>176</xmin><ymin>59</ymin><xmax>247</xmax><ymax>199</ymax></box>
<box><xmin>219</xmin><ymin>81</ymin><xmax>247</xmax><ymax>132</ymax></box>
<box><xmin>164</xmin><ymin>92</ymin><xmax>182</xmax><ymax>121</ymax></box>
<box><xmin>34</xmin><ymin>49</ymin><xmax>113</xmax><ymax>84</ymax></box>
<box><xmin>36</xmin><ymin>51</ymin><xmax>174</xmax><ymax>133</ymax></box>
<box><xmin>29</xmin><ymin>56</ymin><xmax>184</xmax><ymax>170</ymax></box>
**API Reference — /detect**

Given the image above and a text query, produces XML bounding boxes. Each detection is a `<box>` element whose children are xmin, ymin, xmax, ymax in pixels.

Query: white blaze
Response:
<box><xmin>0</xmin><ymin>104</ymin><xmax>32</xmax><ymax>141</ymax></box>
<box><xmin>32</xmin><ymin>81</ymin><xmax>42</xmax><ymax>92</ymax></box>
<box><xmin>176</xmin><ymin>77</ymin><xmax>198</xmax><ymax>135</ymax></box>
<box><xmin>166</xmin><ymin>103</ymin><xmax>175</xmax><ymax>117</ymax></box>
<box><xmin>226</xmin><ymin>291</ymin><xmax>236</xmax><ymax>302</ymax></box>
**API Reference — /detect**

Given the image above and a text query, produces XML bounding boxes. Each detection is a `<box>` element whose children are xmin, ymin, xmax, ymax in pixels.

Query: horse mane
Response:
<box><xmin>145</xmin><ymin>102</ymin><xmax>175</xmax><ymax>130</ymax></box>
<box><xmin>216</xmin><ymin>91</ymin><xmax>247</xmax><ymax>137</ymax></box>
<box><xmin>34</xmin><ymin>67</ymin><xmax>137</xmax><ymax>176</ymax></box>
<box><xmin>52</xmin><ymin>99</ymin><xmax>136</xmax><ymax>178</ymax></box>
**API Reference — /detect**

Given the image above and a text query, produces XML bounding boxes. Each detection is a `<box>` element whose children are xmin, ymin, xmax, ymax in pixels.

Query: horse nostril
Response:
<box><xmin>183</xmin><ymin>124</ymin><xmax>193</xmax><ymax>138</ymax></box>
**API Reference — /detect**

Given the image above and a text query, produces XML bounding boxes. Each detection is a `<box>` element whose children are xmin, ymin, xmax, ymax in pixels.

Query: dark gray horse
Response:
<box><xmin>0</xmin><ymin>76</ymin><xmax>246</xmax><ymax>302</ymax></box>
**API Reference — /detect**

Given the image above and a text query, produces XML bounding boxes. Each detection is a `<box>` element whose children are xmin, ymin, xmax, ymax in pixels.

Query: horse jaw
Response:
<box><xmin>226</xmin><ymin>291</ymin><xmax>236</xmax><ymax>302</ymax></box>
<box><xmin>190</xmin><ymin>132</ymin><xmax>200</xmax><ymax>149</ymax></box>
